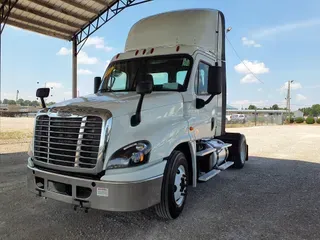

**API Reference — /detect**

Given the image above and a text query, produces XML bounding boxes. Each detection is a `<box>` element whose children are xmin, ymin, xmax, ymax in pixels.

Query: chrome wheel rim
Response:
<box><xmin>174</xmin><ymin>165</ymin><xmax>187</xmax><ymax>207</ymax></box>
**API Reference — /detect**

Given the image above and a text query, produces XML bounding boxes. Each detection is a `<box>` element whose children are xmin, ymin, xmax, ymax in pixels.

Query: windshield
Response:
<box><xmin>99</xmin><ymin>55</ymin><xmax>193</xmax><ymax>92</ymax></box>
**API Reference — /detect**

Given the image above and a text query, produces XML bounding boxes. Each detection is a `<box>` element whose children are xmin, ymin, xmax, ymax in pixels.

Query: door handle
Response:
<box><xmin>211</xmin><ymin>117</ymin><xmax>214</xmax><ymax>131</ymax></box>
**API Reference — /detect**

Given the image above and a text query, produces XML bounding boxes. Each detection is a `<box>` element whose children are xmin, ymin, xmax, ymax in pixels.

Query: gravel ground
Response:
<box><xmin>0</xmin><ymin>124</ymin><xmax>319</xmax><ymax>240</ymax></box>
<box><xmin>0</xmin><ymin>117</ymin><xmax>34</xmax><ymax>132</ymax></box>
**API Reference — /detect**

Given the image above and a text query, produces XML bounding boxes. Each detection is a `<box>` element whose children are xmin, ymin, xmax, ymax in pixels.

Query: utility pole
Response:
<box><xmin>286</xmin><ymin>80</ymin><xmax>293</xmax><ymax>122</ymax></box>
<box><xmin>16</xmin><ymin>90</ymin><xmax>19</xmax><ymax>102</ymax></box>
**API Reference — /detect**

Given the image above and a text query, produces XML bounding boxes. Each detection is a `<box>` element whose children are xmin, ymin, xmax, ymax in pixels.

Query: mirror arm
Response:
<box><xmin>204</xmin><ymin>94</ymin><xmax>214</xmax><ymax>105</ymax></box>
<box><xmin>196</xmin><ymin>94</ymin><xmax>215</xmax><ymax>109</ymax></box>
<box><xmin>40</xmin><ymin>97</ymin><xmax>46</xmax><ymax>108</ymax></box>
<box><xmin>131</xmin><ymin>94</ymin><xmax>145</xmax><ymax>127</ymax></box>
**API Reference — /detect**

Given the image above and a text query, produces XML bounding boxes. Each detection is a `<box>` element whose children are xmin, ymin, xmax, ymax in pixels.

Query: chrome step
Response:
<box><xmin>217</xmin><ymin>161</ymin><xmax>234</xmax><ymax>170</ymax></box>
<box><xmin>198</xmin><ymin>169</ymin><xmax>221</xmax><ymax>182</ymax></box>
<box><xmin>196</xmin><ymin>148</ymin><xmax>216</xmax><ymax>157</ymax></box>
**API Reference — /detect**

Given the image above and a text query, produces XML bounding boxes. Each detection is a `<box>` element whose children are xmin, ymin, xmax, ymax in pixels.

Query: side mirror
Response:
<box><xmin>36</xmin><ymin>88</ymin><xmax>50</xmax><ymax>98</ymax></box>
<box><xmin>131</xmin><ymin>75</ymin><xmax>154</xmax><ymax>127</ymax></box>
<box><xmin>36</xmin><ymin>88</ymin><xmax>50</xmax><ymax>108</ymax></box>
<box><xmin>136</xmin><ymin>75</ymin><xmax>153</xmax><ymax>94</ymax></box>
<box><xmin>207</xmin><ymin>65</ymin><xmax>222</xmax><ymax>95</ymax></box>
<box><xmin>94</xmin><ymin>76</ymin><xmax>101</xmax><ymax>94</ymax></box>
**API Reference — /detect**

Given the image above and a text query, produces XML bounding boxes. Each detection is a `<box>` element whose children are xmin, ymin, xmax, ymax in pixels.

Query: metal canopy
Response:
<box><xmin>1</xmin><ymin>0</ymin><xmax>150</xmax><ymax>45</ymax></box>
<box><xmin>0</xmin><ymin>0</ymin><xmax>151</xmax><ymax>98</ymax></box>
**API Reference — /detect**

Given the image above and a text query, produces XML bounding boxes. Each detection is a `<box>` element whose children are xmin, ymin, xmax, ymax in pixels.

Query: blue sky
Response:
<box><xmin>1</xmin><ymin>0</ymin><xmax>320</xmax><ymax>109</ymax></box>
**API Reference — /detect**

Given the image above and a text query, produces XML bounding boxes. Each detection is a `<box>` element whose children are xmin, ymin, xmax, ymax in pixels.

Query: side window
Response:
<box><xmin>176</xmin><ymin>71</ymin><xmax>187</xmax><ymax>85</ymax></box>
<box><xmin>108</xmin><ymin>69</ymin><xmax>127</xmax><ymax>90</ymax></box>
<box><xmin>151</xmin><ymin>72</ymin><xmax>168</xmax><ymax>85</ymax></box>
<box><xmin>196</xmin><ymin>62</ymin><xmax>210</xmax><ymax>95</ymax></box>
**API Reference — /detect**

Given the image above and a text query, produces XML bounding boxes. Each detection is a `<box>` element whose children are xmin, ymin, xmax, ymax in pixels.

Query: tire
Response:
<box><xmin>216</xmin><ymin>133</ymin><xmax>248</xmax><ymax>169</ymax></box>
<box><xmin>232</xmin><ymin>135</ymin><xmax>247</xmax><ymax>169</ymax></box>
<box><xmin>155</xmin><ymin>150</ymin><xmax>188</xmax><ymax>219</ymax></box>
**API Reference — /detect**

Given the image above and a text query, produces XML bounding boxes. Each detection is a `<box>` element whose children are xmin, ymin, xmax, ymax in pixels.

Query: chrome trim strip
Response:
<box><xmin>34</xmin><ymin>140</ymin><xmax>98</xmax><ymax>148</ymax></box>
<box><xmin>35</xmin><ymin>146</ymin><xmax>97</xmax><ymax>154</ymax></box>
<box><xmin>75</xmin><ymin>116</ymin><xmax>86</xmax><ymax>167</ymax></box>
<box><xmin>34</xmin><ymin>150</ymin><xmax>97</xmax><ymax>160</ymax></box>
<box><xmin>47</xmin><ymin>116</ymin><xmax>50</xmax><ymax>163</ymax></box>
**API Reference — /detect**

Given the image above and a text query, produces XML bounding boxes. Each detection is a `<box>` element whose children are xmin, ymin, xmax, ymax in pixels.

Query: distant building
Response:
<box><xmin>0</xmin><ymin>104</ymin><xmax>8</xmax><ymax>111</ymax></box>
<box><xmin>293</xmin><ymin>110</ymin><xmax>303</xmax><ymax>118</ymax></box>
<box><xmin>227</xmin><ymin>104</ymin><xmax>237</xmax><ymax>110</ymax></box>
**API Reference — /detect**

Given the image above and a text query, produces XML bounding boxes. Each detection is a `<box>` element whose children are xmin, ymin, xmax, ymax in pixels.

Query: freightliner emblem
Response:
<box><xmin>57</xmin><ymin>111</ymin><xmax>72</xmax><ymax>117</ymax></box>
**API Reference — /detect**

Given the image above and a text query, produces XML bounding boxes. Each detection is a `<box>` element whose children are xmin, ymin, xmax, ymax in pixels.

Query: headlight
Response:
<box><xmin>107</xmin><ymin>141</ymin><xmax>151</xmax><ymax>169</ymax></box>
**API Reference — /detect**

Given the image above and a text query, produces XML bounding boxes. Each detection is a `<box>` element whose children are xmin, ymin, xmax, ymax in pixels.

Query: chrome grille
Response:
<box><xmin>34</xmin><ymin>115</ymin><xmax>102</xmax><ymax>169</ymax></box>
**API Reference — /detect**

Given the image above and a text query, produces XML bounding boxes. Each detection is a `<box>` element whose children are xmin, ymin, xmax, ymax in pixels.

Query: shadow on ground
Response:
<box><xmin>1</xmin><ymin>152</ymin><xmax>319</xmax><ymax>240</ymax></box>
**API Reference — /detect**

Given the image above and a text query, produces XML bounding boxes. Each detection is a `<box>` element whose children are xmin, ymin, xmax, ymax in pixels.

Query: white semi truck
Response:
<box><xmin>27</xmin><ymin>9</ymin><xmax>248</xmax><ymax>219</ymax></box>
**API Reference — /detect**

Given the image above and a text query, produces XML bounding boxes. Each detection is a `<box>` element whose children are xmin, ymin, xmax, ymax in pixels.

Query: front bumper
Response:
<box><xmin>27</xmin><ymin>164</ymin><xmax>163</xmax><ymax>212</ymax></box>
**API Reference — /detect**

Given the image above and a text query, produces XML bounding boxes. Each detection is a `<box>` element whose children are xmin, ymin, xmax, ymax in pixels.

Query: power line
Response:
<box><xmin>225</xmin><ymin>35</ymin><xmax>264</xmax><ymax>84</ymax></box>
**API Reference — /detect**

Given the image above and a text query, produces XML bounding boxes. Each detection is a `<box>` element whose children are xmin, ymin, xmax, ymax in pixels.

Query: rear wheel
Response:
<box><xmin>216</xmin><ymin>133</ymin><xmax>248</xmax><ymax>169</ymax></box>
<box><xmin>155</xmin><ymin>151</ymin><xmax>188</xmax><ymax>219</ymax></box>
<box><xmin>233</xmin><ymin>135</ymin><xmax>247</xmax><ymax>168</ymax></box>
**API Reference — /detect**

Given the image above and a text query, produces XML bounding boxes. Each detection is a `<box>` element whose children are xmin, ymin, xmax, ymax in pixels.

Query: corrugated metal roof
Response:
<box><xmin>3</xmin><ymin>0</ymin><xmax>119</xmax><ymax>40</ymax></box>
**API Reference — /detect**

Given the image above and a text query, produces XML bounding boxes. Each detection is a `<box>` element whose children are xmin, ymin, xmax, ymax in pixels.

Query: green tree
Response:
<box><xmin>16</xmin><ymin>98</ymin><xmax>26</xmax><ymax>106</ymax></box>
<box><xmin>299</xmin><ymin>105</ymin><xmax>320</xmax><ymax>117</ymax></box>
<box><xmin>248</xmin><ymin>105</ymin><xmax>257</xmax><ymax>110</ymax></box>
<box><xmin>47</xmin><ymin>102</ymin><xmax>56</xmax><ymax>106</ymax></box>
<box><xmin>3</xmin><ymin>99</ymin><xmax>9</xmax><ymax>104</ymax></box>
<box><xmin>31</xmin><ymin>100</ymin><xmax>39</xmax><ymax>107</ymax></box>
<box><xmin>311</xmin><ymin>104</ymin><xmax>320</xmax><ymax>116</ymax></box>
<box><xmin>24</xmin><ymin>100</ymin><xmax>32</xmax><ymax>106</ymax></box>
<box><xmin>7</xmin><ymin>100</ymin><xmax>16</xmax><ymax>105</ymax></box>
<box><xmin>271</xmin><ymin>104</ymin><xmax>279</xmax><ymax>110</ymax></box>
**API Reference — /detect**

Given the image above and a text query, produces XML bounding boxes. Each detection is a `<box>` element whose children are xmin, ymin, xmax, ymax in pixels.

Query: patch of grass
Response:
<box><xmin>226</xmin><ymin>123</ymin><xmax>256</xmax><ymax>128</ymax></box>
<box><xmin>0</xmin><ymin>131</ymin><xmax>33</xmax><ymax>140</ymax></box>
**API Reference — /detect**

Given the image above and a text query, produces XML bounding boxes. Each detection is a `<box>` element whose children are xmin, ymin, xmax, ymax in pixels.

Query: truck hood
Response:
<box><xmin>50</xmin><ymin>92</ymin><xmax>183</xmax><ymax>117</ymax></box>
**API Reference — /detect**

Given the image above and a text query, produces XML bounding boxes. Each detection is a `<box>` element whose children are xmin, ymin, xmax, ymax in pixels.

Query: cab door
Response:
<box><xmin>191</xmin><ymin>54</ymin><xmax>219</xmax><ymax>139</ymax></box>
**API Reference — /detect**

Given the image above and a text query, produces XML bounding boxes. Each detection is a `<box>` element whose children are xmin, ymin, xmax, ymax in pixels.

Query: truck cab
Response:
<box><xmin>27</xmin><ymin>9</ymin><xmax>248</xmax><ymax>219</ymax></box>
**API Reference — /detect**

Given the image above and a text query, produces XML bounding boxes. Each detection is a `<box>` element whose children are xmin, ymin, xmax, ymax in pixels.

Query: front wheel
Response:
<box><xmin>155</xmin><ymin>151</ymin><xmax>188</xmax><ymax>219</ymax></box>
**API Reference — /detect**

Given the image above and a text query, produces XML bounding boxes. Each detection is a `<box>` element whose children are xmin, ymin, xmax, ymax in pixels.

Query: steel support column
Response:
<box><xmin>72</xmin><ymin>37</ymin><xmax>77</xmax><ymax>98</ymax></box>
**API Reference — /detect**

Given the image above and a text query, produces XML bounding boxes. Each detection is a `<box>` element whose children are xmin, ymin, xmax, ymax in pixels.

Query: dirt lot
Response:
<box><xmin>0</xmin><ymin>118</ymin><xmax>319</xmax><ymax>240</ymax></box>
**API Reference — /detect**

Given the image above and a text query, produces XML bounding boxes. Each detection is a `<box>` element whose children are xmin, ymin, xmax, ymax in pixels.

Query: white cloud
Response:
<box><xmin>252</xmin><ymin>18</ymin><xmax>320</xmax><ymax>38</ymax></box>
<box><xmin>46</xmin><ymin>82</ymin><xmax>63</xmax><ymax>88</ymax></box>
<box><xmin>85</xmin><ymin>36</ymin><xmax>113</xmax><ymax>52</ymax></box>
<box><xmin>56</xmin><ymin>48</ymin><xmax>98</xmax><ymax>65</ymax></box>
<box><xmin>280</xmin><ymin>82</ymin><xmax>302</xmax><ymax>93</ymax></box>
<box><xmin>78</xmin><ymin>69</ymin><xmax>93</xmax><ymax>75</ymax></box>
<box><xmin>56</xmin><ymin>47</ymin><xmax>71</xmax><ymax>56</ymax></box>
<box><xmin>258</xmin><ymin>88</ymin><xmax>263</xmax><ymax>92</ymax></box>
<box><xmin>240</xmin><ymin>74</ymin><xmax>258</xmax><ymax>84</ymax></box>
<box><xmin>241</xmin><ymin>37</ymin><xmax>261</xmax><ymax>47</ymax></box>
<box><xmin>235</xmin><ymin>60</ymin><xmax>269</xmax><ymax>75</ymax></box>
<box><xmin>296</xmin><ymin>94</ymin><xmax>307</xmax><ymax>101</ymax></box>
<box><xmin>235</xmin><ymin>60</ymin><xmax>269</xmax><ymax>84</ymax></box>
<box><xmin>78</xmin><ymin>51</ymin><xmax>98</xmax><ymax>65</ymax></box>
